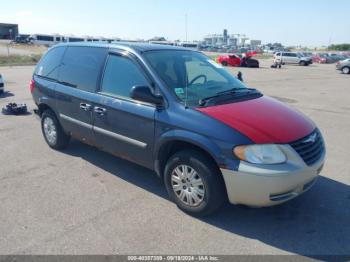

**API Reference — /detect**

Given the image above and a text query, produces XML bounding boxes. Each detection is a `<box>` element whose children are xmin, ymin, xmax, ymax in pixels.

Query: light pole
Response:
<box><xmin>185</xmin><ymin>14</ymin><xmax>188</xmax><ymax>43</ymax></box>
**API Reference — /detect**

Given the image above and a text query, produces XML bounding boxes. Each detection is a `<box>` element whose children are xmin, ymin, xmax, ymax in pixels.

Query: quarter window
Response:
<box><xmin>35</xmin><ymin>46</ymin><xmax>66</xmax><ymax>80</ymax></box>
<box><xmin>100</xmin><ymin>55</ymin><xmax>149</xmax><ymax>98</ymax></box>
<box><xmin>59</xmin><ymin>47</ymin><xmax>106</xmax><ymax>92</ymax></box>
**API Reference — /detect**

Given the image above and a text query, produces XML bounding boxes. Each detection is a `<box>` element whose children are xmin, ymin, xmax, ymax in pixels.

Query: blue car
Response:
<box><xmin>31</xmin><ymin>42</ymin><xmax>326</xmax><ymax>216</ymax></box>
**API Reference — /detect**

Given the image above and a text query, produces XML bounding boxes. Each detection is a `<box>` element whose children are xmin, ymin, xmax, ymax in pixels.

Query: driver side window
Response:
<box><xmin>100</xmin><ymin>55</ymin><xmax>149</xmax><ymax>99</ymax></box>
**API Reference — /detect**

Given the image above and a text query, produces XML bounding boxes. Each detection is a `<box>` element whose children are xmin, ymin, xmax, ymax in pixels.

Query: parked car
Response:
<box><xmin>329</xmin><ymin>54</ymin><xmax>348</xmax><ymax>63</ymax></box>
<box><xmin>12</xmin><ymin>34</ymin><xmax>30</xmax><ymax>44</ymax></box>
<box><xmin>217</xmin><ymin>54</ymin><xmax>241</xmax><ymax>67</ymax></box>
<box><xmin>312</xmin><ymin>53</ymin><xmax>328</xmax><ymax>64</ymax></box>
<box><xmin>322</xmin><ymin>54</ymin><xmax>339</xmax><ymax>64</ymax></box>
<box><xmin>336</xmin><ymin>58</ymin><xmax>350</xmax><ymax>74</ymax></box>
<box><xmin>0</xmin><ymin>74</ymin><xmax>4</xmax><ymax>94</ymax></box>
<box><xmin>217</xmin><ymin>53</ymin><xmax>259</xmax><ymax>68</ymax></box>
<box><xmin>274</xmin><ymin>52</ymin><xmax>313</xmax><ymax>66</ymax></box>
<box><xmin>31</xmin><ymin>43</ymin><xmax>326</xmax><ymax>216</ymax></box>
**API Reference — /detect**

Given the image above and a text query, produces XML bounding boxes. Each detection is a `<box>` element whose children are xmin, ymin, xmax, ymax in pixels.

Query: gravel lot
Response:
<box><xmin>0</xmin><ymin>61</ymin><xmax>349</xmax><ymax>257</ymax></box>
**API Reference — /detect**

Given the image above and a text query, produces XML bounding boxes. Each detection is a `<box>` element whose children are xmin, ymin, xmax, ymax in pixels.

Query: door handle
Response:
<box><xmin>94</xmin><ymin>107</ymin><xmax>107</xmax><ymax>116</ymax></box>
<box><xmin>80</xmin><ymin>103</ymin><xmax>92</xmax><ymax>111</ymax></box>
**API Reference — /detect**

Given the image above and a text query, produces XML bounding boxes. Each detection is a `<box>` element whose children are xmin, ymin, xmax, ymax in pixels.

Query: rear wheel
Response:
<box><xmin>164</xmin><ymin>149</ymin><xmax>226</xmax><ymax>216</ymax></box>
<box><xmin>41</xmin><ymin>110</ymin><xmax>70</xmax><ymax>149</ymax></box>
<box><xmin>342</xmin><ymin>66</ymin><xmax>350</xmax><ymax>74</ymax></box>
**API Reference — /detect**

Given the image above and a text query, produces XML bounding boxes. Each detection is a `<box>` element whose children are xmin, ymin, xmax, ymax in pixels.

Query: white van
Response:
<box><xmin>274</xmin><ymin>52</ymin><xmax>313</xmax><ymax>66</ymax></box>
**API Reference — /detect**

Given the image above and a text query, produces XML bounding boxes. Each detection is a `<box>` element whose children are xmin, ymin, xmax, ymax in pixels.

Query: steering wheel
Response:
<box><xmin>189</xmin><ymin>74</ymin><xmax>207</xmax><ymax>86</ymax></box>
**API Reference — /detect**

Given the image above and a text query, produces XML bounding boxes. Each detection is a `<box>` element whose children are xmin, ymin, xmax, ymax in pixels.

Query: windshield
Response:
<box><xmin>144</xmin><ymin>50</ymin><xmax>248</xmax><ymax>107</ymax></box>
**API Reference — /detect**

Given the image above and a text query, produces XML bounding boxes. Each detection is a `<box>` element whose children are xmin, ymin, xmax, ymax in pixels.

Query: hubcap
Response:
<box><xmin>43</xmin><ymin>117</ymin><xmax>57</xmax><ymax>145</ymax></box>
<box><xmin>343</xmin><ymin>67</ymin><xmax>349</xmax><ymax>74</ymax></box>
<box><xmin>171</xmin><ymin>165</ymin><xmax>205</xmax><ymax>207</ymax></box>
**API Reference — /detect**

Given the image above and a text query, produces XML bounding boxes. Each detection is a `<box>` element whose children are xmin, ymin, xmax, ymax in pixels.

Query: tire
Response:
<box><xmin>342</xmin><ymin>66</ymin><xmax>350</xmax><ymax>74</ymax></box>
<box><xmin>300</xmin><ymin>61</ymin><xmax>307</xmax><ymax>66</ymax></box>
<box><xmin>41</xmin><ymin>109</ymin><xmax>70</xmax><ymax>150</ymax></box>
<box><xmin>164</xmin><ymin>149</ymin><xmax>226</xmax><ymax>216</ymax></box>
<box><xmin>221</xmin><ymin>61</ymin><xmax>228</xmax><ymax>66</ymax></box>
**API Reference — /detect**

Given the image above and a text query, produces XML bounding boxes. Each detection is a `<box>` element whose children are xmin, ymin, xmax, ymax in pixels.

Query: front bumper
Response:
<box><xmin>221</xmin><ymin>144</ymin><xmax>325</xmax><ymax>207</ymax></box>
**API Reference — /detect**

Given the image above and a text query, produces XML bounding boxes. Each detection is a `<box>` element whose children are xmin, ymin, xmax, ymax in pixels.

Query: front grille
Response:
<box><xmin>290</xmin><ymin>129</ymin><xmax>325</xmax><ymax>166</ymax></box>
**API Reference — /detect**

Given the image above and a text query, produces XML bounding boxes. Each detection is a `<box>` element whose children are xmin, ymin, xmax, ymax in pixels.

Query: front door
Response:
<box><xmin>92</xmin><ymin>52</ymin><xmax>156</xmax><ymax>168</ymax></box>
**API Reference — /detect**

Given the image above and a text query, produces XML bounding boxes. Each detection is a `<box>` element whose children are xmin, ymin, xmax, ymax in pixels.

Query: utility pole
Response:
<box><xmin>185</xmin><ymin>14</ymin><xmax>188</xmax><ymax>42</ymax></box>
<box><xmin>328</xmin><ymin>36</ymin><xmax>332</xmax><ymax>50</ymax></box>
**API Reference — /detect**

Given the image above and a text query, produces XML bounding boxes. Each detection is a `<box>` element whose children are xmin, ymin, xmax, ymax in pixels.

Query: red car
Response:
<box><xmin>217</xmin><ymin>54</ymin><xmax>241</xmax><ymax>67</ymax></box>
<box><xmin>312</xmin><ymin>54</ymin><xmax>327</xmax><ymax>64</ymax></box>
<box><xmin>217</xmin><ymin>51</ymin><xmax>259</xmax><ymax>68</ymax></box>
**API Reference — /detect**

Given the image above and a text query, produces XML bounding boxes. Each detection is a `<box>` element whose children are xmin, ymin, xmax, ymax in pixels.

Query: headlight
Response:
<box><xmin>234</xmin><ymin>144</ymin><xmax>287</xmax><ymax>164</ymax></box>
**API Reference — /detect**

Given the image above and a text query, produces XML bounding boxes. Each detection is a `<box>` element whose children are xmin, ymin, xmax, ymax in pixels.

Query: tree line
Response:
<box><xmin>328</xmin><ymin>44</ymin><xmax>350</xmax><ymax>51</ymax></box>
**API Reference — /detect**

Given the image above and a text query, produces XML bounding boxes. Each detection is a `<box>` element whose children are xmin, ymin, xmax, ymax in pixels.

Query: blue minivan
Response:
<box><xmin>31</xmin><ymin>42</ymin><xmax>325</xmax><ymax>216</ymax></box>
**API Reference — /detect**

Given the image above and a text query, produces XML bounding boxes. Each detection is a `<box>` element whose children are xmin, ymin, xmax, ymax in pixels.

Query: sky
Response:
<box><xmin>1</xmin><ymin>0</ymin><xmax>350</xmax><ymax>46</ymax></box>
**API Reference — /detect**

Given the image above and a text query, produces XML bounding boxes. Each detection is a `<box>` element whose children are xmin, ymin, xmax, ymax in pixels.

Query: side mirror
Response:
<box><xmin>130</xmin><ymin>86</ymin><xmax>163</xmax><ymax>106</ymax></box>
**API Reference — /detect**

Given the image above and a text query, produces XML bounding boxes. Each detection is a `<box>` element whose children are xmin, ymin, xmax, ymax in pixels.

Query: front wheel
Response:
<box><xmin>342</xmin><ymin>66</ymin><xmax>350</xmax><ymax>74</ymax></box>
<box><xmin>164</xmin><ymin>150</ymin><xmax>226</xmax><ymax>216</ymax></box>
<box><xmin>41</xmin><ymin>110</ymin><xmax>70</xmax><ymax>150</ymax></box>
<box><xmin>221</xmin><ymin>61</ymin><xmax>228</xmax><ymax>66</ymax></box>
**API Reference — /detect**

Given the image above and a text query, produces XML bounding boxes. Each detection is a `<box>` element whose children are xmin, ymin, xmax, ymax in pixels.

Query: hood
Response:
<box><xmin>197</xmin><ymin>96</ymin><xmax>315</xmax><ymax>144</ymax></box>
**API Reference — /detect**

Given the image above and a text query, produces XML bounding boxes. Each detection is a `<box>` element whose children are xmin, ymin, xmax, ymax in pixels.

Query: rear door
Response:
<box><xmin>92</xmin><ymin>52</ymin><xmax>156</xmax><ymax>168</ymax></box>
<box><xmin>282</xmin><ymin>52</ymin><xmax>291</xmax><ymax>63</ymax></box>
<box><xmin>55</xmin><ymin>46</ymin><xmax>107</xmax><ymax>144</ymax></box>
<box><xmin>289</xmin><ymin>53</ymin><xmax>299</xmax><ymax>64</ymax></box>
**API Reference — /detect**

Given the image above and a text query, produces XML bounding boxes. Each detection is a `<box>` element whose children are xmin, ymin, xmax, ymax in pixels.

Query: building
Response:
<box><xmin>0</xmin><ymin>23</ymin><xmax>19</xmax><ymax>40</ymax></box>
<box><xmin>245</xmin><ymin>39</ymin><xmax>262</xmax><ymax>49</ymax></box>
<box><xmin>202</xmin><ymin>30</ymin><xmax>260</xmax><ymax>48</ymax></box>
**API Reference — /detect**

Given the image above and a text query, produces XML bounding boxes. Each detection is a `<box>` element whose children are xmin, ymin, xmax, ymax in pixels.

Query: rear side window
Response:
<box><xmin>100</xmin><ymin>55</ymin><xmax>149</xmax><ymax>98</ymax></box>
<box><xmin>35</xmin><ymin>47</ymin><xmax>65</xmax><ymax>80</ymax></box>
<box><xmin>59</xmin><ymin>47</ymin><xmax>106</xmax><ymax>92</ymax></box>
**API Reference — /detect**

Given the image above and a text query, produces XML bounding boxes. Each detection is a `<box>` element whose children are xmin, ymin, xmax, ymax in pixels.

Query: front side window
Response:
<box><xmin>35</xmin><ymin>46</ymin><xmax>66</xmax><ymax>80</ymax></box>
<box><xmin>100</xmin><ymin>55</ymin><xmax>149</xmax><ymax>98</ymax></box>
<box><xmin>59</xmin><ymin>47</ymin><xmax>106</xmax><ymax>92</ymax></box>
<box><xmin>144</xmin><ymin>50</ymin><xmax>256</xmax><ymax>107</ymax></box>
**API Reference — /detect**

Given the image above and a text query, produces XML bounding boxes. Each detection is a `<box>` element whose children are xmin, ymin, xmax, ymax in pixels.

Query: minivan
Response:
<box><xmin>274</xmin><ymin>52</ymin><xmax>313</xmax><ymax>66</ymax></box>
<box><xmin>31</xmin><ymin>43</ymin><xmax>326</xmax><ymax>216</ymax></box>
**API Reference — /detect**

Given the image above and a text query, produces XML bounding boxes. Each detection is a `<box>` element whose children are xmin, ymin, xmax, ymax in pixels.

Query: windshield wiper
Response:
<box><xmin>199</xmin><ymin>88</ymin><xmax>259</xmax><ymax>107</ymax></box>
<box><xmin>216</xmin><ymin>87</ymin><xmax>250</xmax><ymax>95</ymax></box>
